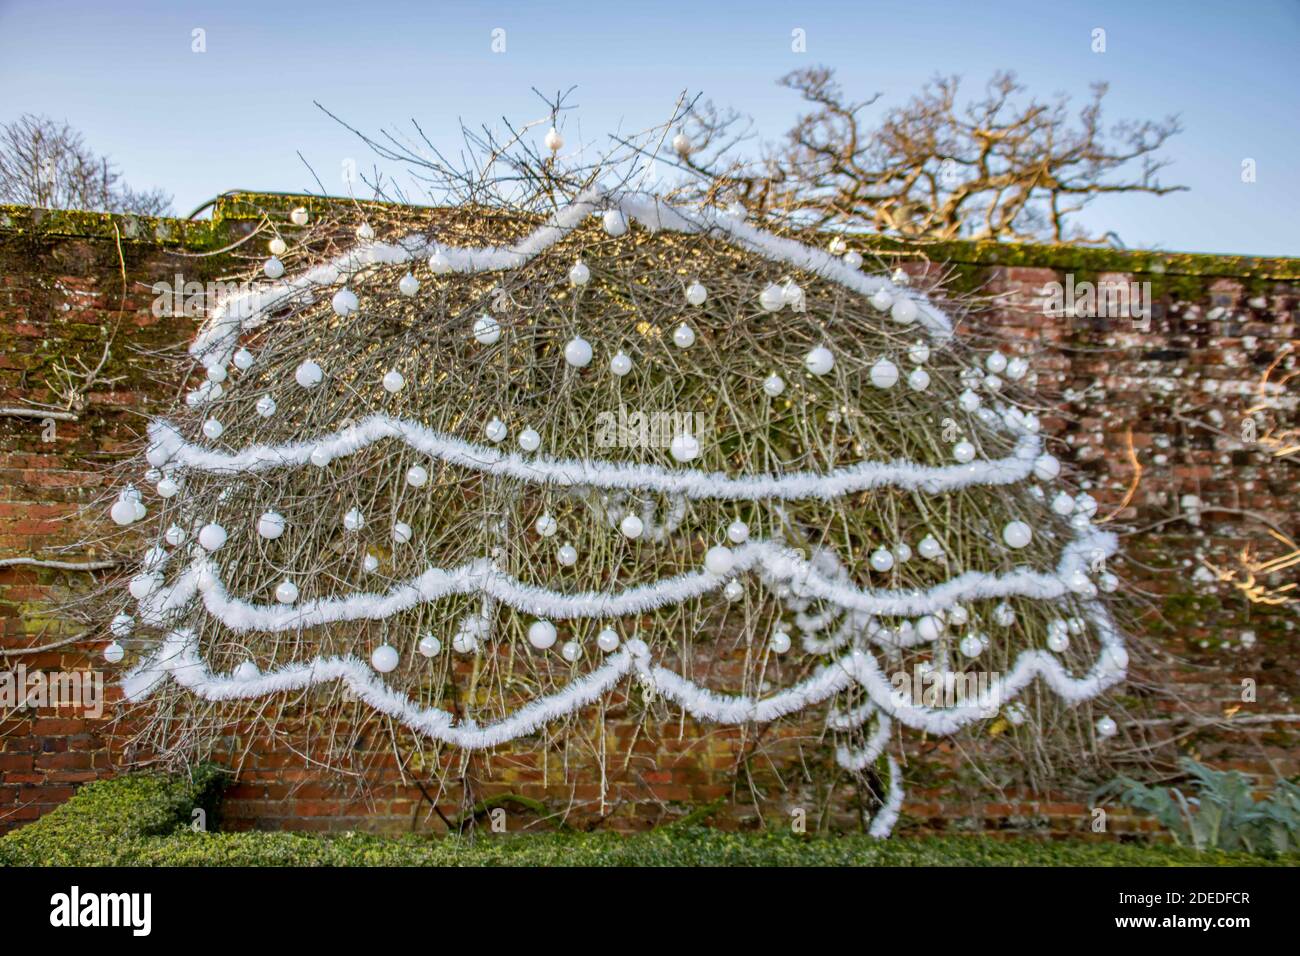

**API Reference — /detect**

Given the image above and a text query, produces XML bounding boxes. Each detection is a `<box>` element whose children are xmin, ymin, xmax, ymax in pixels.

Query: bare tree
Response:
<box><xmin>0</xmin><ymin>113</ymin><xmax>172</xmax><ymax>215</ymax></box>
<box><xmin>675</xmin><ymin>68</ymin><xmax>1184</xmax><ymax>244</ymax></box>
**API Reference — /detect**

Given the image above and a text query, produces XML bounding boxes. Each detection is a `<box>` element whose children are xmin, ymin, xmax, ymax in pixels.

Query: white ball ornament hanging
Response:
<box><xmin>1033</xmin><ymin>454</ymin><xmax>1060</xmax><ymax>481</ymax></box>
<box><xmin>518</xmin><ymin>427</ymin><xmax>541</xmax><ymax>453</ymax></box>
<box><xmin>472</xmin><ymin>314</ymin><xmax>501</xmax><ymax>345</ymax></box>
<box><xmin>985</xmin><ymin>351</ymin><xmax>1008</xmax><ymax>374</ymax></box>
<box><xmin>959</xmin><ymin>634</ymin><xmax>983</xmax><ymax>658</ymax></box>
<box><xmin>1005</xmin><ymin>356</ymin><xmax>1029</xmax><ymax>380</ymax></box>
<box><xmin>952</xmin><ymin>440</ymin><xmax>975</xmax><ymax>463</ymax></box>
<box><xmin>164</xmin><ymin>525</ymin><xmax>185</xmax><ymax>546</ymax></box>
<box><xmin>916</xmin><ymin>615</ymin><xmax>944</xmax><ymax>642</ymax></box>
<box><xmin>343</xmin><ymin>508</ymin><xmax>365</xmax><ymax>532</ymax></box>
<box><xmin>295</xmin><ymin>360</ymin><xmax>323</xmax><ymax>388</ymax></box>
<box><xmin>331</xmin><ymin>289</ymin><xmax>359</xmax><ymax>317</ymax></box>
<box><xmin>198</xmin><ymin>523</ymin><xmax>227</xmax><ymax>552</ymax></box>
<box><xmin>601</xmin><ymin>209</ymin><xmax>628</xmax><ymax>237</ymax></box>
<box><xmin>1099</xmin><ymin>571</ymin><xmax>1119</xmax><ymax>593</ymax></box>
<box><xmin>993</xmin><ymin>602</ymin><xmax>1016</xmax><ymax>627</ymax></box>
<box><xmin>528</xmin><ymin>620</ymin><xmax>557</xmax><ymax>650</ymax></box>
<box><xmin>104</xmin><ymin>641</ymin><xmax>125</xmax><ymax>664</ymax></box>
<box><xmin>762</xmin><ymin>373</ymin><xmax>785</xmax><ymax>397</ymax></box>
<box><xmin>382</xmin><ymin>370</ymin><xmax>405</xmax><ymax>393</ymax></box>
<box><xmin>983</xmin><ymin>374</ymin><xmax>1003</xmax><ymax>392</ymax></box>
<box><xmin>110</xmin><ymin>496</ymin><xmax>138</xmax><ymax>526</ymax></box>
<box><xmin>564</xmin><ymin>336</ymin><xmax>593</xmax><ymax>367</ymax></box>
<box><xmin>561</xmin><ymin>640</ymin><xmax>583</xmax><ymax>663</ymax></box>
<box><xmin>726</xmin><ymin>519</ymin><xmax>750</xmax><ymax>544</ymax></box>
<box><xmin>543</xmin><ymin>126</ymin><xmax>564</xmax><ymax>152</ymax></box>
<box><xmin>392</xmin><ymin>521</ymin><xmax>413</xmax><ymax>545</ymax></box>
<box><xmin>257</xmin><ymin>511</ymin><xmax>285</xmax><ymax>539</ymax></box>
<box><xmin>723</xmin><ymin>580</ymin><xmax>745</xmax><ymax>602</ymax></box>
<box><xmin>805</xmin><ymin>346</ymin><xmax>835</xmax><ymax>376</ymax></box>
<box><xmin>235</xmin><ymin>660</ymin><xmax>260</xmax><ymax>682</ymax></box>
<box><xmin>828</xmin><ymin>236</ymin><xmax>847</xmax><ymax>255</ymax></box>
<box><xmin>958</xmin><ymin>389</ymin><xmax>982</xmax><ymax>413</ymax></box>
<box><xmin>918</xmin><ymin>535</ymin><xmax>944</xmax><ymax>560</ymax></box>
<box><xmin>110</xmin><ymin>613</ymin><xmax>134</xmax><ymax>638</ymax></box>
<box><xmin>310</xmin><ymin>446</ymin><xmax>332</xmax><ymax>468</ymax></box>
<box><xmin>427</xmin><ymin>251</ymin><xmax>451</xmax><ymax>274</ymax></box>
<box><xmin>418</xmin><ymin>634</ymin><xmax>442</xmax><ymax>658</ymax></box>
<box><xmin>672</xmin><ymin>324</ymin><xmax>696</xmax><ymax>348</ymax></box>
<box><xmin>672</xmin><ymin>132</ymin><xmax>693</xmax><ymax>156</ymax></box>
<box><xmin>704</xmin><ymin>545</ymin><xmax>734</xmax><ymax>576</ymax></box>
<box><xmin>890</xmin><ymin>297</ymin><xmax>918</xmax><ymax>325</ymax></box>
<box><xmin>948</xmin><ymin>604</ymin><xmax>969</xmax><ymax>626</ymax></box>
<box><xmin>156</xmin><ymin>477</ymin><xmax>179</xmax><ymax>498</ymax></box>
<box><xmin>842</xmin><ymin>250</ymin><xmax>863</xmax><ymax>270</ymax></box>
<box><xmin>485</xmin><ymin>418</ymin><xmax>507</xmax><ymax>443</ymax></box>
<box><xmin>370</xmin><ymin>645</ymin><xmax>399</xmax><ymax>674</ymax></box>
<box><xmin>290</xmin><ymin>207</ymin><xmax>309</xmax><ymax>226</ymax></box>
<box><xmin>596</xmin><ymin>628</ymin><xmax>620</xmax><ymax>653</ymax></box>
<box><xmin>893</xmin><ymin>541</ymin><xmax>913</xmax><ymax>563</ymax></box>
<box><xmin>782</xmin><ymin>281</ymin><xmax>804</xmax><ymax>308</ymax></box>
<box><xmin>268</xmin><ymin>237</ymin><xmax>287</xmax><ymax>256</ymax></box>
<box><xmin>907</xmin><ymin>367</ymin><xmax>931</xmax><ymax>391</ymax></box>
<box><xmin>568</xmin><ymin>260</ymin><xmax>590</xmax><ymax>286</ymax></box>
<box><xmin>233</xmin><ymin>348</ymin><xmax>255</xmax><ymax>371</ymax></box>
<box><xmin>452</xmin><ymin>631</ymin><xmax>479</xmax><ymax>655</ymax></box>
<box><xmin>406</xmin><ymin>465</ymin><xmax>428</xmax><ymax>488</ymax></box>
<box><xmin>256</xmin><ymin>395</ymin><xmax>276</xmax><ymax>418</ymax></box>
<box><xmin>620</xmin><ymin>514</ymin><xmax>644</xmax><ymax>539</ymax></box>
<box><xmin>556</xmin><ymin>543</ymin><xmax>578</xmax><ymax>567</ymax></box>
<box><xmin>202</xmin><ymin>418</ymin><xmax>224</xmax><ymax>440</ymax></box>
<box><xmin>275</xmin><ymin>580</ymin><xmax>299</xmax><ymax>604</ymax></box>
<box><xmin>769</xmin><ymin>630</ymin><xmax>792</xmax><ymax>655</ymax></box>
<box><xmin>870</xmin><ymin>288</ymin><xmax>893</xmax><ymax>311</ymax></box>
<box><xmin>128</xmin><ymin>573</ymin><xmax>160</xmax><ymax>600</ymax></box>
<box><xmin>869</xmin><ymin>358</ymin><xmax>899</xmax><ymax>389</ymax></box>
<box><xmin>1051</xmin><ymin>491</ymin><xmax>1075</xmax><ymax>515</ymax></box>
<box><xmin>685</xmin><ymin>281</ymin><xmax>707</xmax><ymax>306</ymax></box>
<box><xmin>362</xmin><ymin>553</ymin><xmax>380</xmax><ymax>574</ymax></box>
<box><xmin>398</xmin><ymin>273</ymin><xmax>420</xmax><ymax>297</ymax></box>
<box><xmin>1002</xmin><ymin>520</ymin><xmax>1033</xmax><ymax>549</ymax></box>
<box><xmin>869</xmin><ymin>548</ymin><xmax>894</xmax><ymax>572</ymax></box>
<box><xmin>263</xmin><ymin>257</ymin><xmax>285</xmax><ymax>279</ymax></box>
<box><xmin>610</xmin><ymin>351</ymin><xmax>633</xmax><ymax>376</ymax></box>
<box><xmin>670</xmin><ymin>432</ymin><xmax>700</xmax><ymax>462</ymax></box>
<box><xmin>206</xmin><ymin>365</ymin><xmax>227</xmax><ymax>383</ymax></box>
<box><xmin>908</xmin><ymin>342</ymin><xmax>930</xmax><ymax>364</ymax></box>
<box><xmin>759</xmin><ymin>283</ymin><xmax>785</xmax><ymax>312</ymax></box>
<box><xmin>535</xmin><ymin>513</ymin><xmax>558</xmax><ymax>538</ymax></box>
<box><xmin>1095</xmin><ymin>716</ymin><xmax>1118</xmax><ymax>738</ymax></box>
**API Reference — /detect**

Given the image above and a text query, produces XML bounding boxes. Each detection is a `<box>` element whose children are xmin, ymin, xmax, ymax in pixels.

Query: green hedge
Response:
<box><xmin>1</xmin><ymin>772</ymin><xmax>1293</xmax><ymax>867</ymax></box>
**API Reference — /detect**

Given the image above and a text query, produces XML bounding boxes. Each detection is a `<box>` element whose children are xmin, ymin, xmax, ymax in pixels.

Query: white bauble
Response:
<box><xmin>890</xmin><ymin>298</ymin><xmax>918</xmax><ymax>325</ymax></box>
<box><xmin>762</xmin><ymin>373</ymin><xmax>785</xmax><ymax>397</ymax></box>
<box><xmin>331</xmin><ymin>289</ymin><xmax>359</xmax><ymax>317</ymax></box>
<box><xmin>110</xmin><ymin>613</ymin><xmax>134</xmax><ymax>638</ymax></box>
<box><xmin>959</xmin><ymin>634</ymin><xmax>983</xmax><ymax>659</ymax></box>
<box><xmin>869</xmin><ymin>548</ymin><xmax>894</xmax><ymax>573</ymax></box>
<box><xmin>1099</xmin><ymin>572</ymin><xmax>1119</xmax><ymax>593</ymax></box>
<box><xmin>156</xmin><ymin>477</ymin><xmax>179</xmax><ymax>498</ymax></box>
<box><xmin>985</xmin><ymin>351</ymin><xmax>1008</xmax><ymax>374</ymax></box>
<box><xmin>769</xmin><ymin>630</ymin><xmax>792</xmax><ymax>655</ymax></box>
<box><xmin>1095</xmin><ymin>716</ymin><xmax>1118</xmax><ymax>738</ymax></box>
<box><xmin>704</xmin><ymin>545</ymin><xmax>734</xmax><ymax>576</ymax></box>
<box><xmin>1051</xmin><ymin>491</ymin><xmax>1075</xmax><ymax>515</ymax></box>
<box><xmin>398</xmin><ymin>273</ymin><xmax>420</xmax><ymax>296</ymax></box>
<box><xmin>268</xmin><ymin>237</ymin><xmax>287</xmax><ymax>256</ymax></box>
<box><xmin>726</xmin><ymin>519</ymin><xmax>750</xmax><ymax>544</ymax></box>
<box><xmin>672</xmin><ymin>132</ymin><xmax>693</xmax><ymax>156</ymax></box>
<box><xmin>103</xmin><ymin>641</ymin><xmax>125</xmax><ymax>664</ymax></box>
<box><xmin>983</xmin><ymin>374</ymin><xmax>1003</xmax><ymax>392</ymax></box>
<box><xmin>110</xmin><ymin>497</ymin><xmax>137</xmax><ymax>526</ymax></box>
<box><xmin>723</xmin><ymin>579</ymin><xmax>745</xmax><ymax>602</ymax></box>
<box><xmin>452</xmin><ymin>630</ymin><xmax>479</xmax><ymax>655</ymax></box>
<box><xmin>842</xmin><ymin>250</ymin><xmax>863</xmax><ymax>270</ymax></box>
<box><xmin>472</xmin><ymin>314</ymin><xmax>501</xmax><ymax>345</ymax></box>
<box><xmin>610</xmin><ymin>351</ymin><xmax>633</xmax><ymax>376</ymax></box>
<box><xmin>1004</xmin><ymin>702</ymin><xmax>1028</xmax><ymax>726</ymax></box>
<box><xmin>908</xmin><ymin>342</ymin><xmax>931</xmax><ymax>364</ymax></box>
<box><xmin>1067</xmin><ymin>570</ymin><xmax>1097</xmax><ymax>596</ymax></box>
<box><xmin>128</xmin><ymin>573</ymin><xmax>160</xmax><ymax>600</ymax></box>
<box><xmin>685</xmin><ymin>281</ymin><xmax>707</xmax><ymax>306</ymax></box>
<box><xmin>672</xmin><ymin>324</ymin><xmax>696</xmax><ymax>348</ymax></box>
<box><xmin>568</xmin><ymin>260</ymin><xmax>590</xmax><ymax>286</ymax></box>
<box><xmin>206</xmin><ymin>365</ymin><xmax>227</xmax><ymax>383</ymax></box>
<box><xmin>392</xmin><ymin>521</ymin><xmax>413</xmax><ymax>545</ymax></box>
<box><xmin>870</xmin><ymin>289</ymin><xmax>893</xmax><ymax>311</ymax></box>
<box><xmin>362</xmin><ymin>553</ymin><xmax>380</xmax><ymax>573</ymax></box>
<box><xmin>164</xmin><ymin>524</ymin><xmax>185</xmax><ymax>546</ymax></box>
<box><xmin>309</xmin><ymin>446</ymin><xmax>331</xmax><ymax>468</ymax></box>
<box><xmin>1047</xmin><ymin>630</ymin><xmax>1070</xmax><ymax>654</ymax></box>
<box><xmin>917</xmin><ymin>535</ymin><xmax>944</xmax><ymax>560</ymax></box>
<box><xmin>828</xmin><ymin>236</ymin><xmax>847</xmax><ymax>255</ymax></box>
<box><xmin>517</xmin><ymin>427</ymin><xmax>541</xmax><ymax>452</ymax></box>
<box><xmin>892</xmin><ymin>541</ymin><xmax>913</xmax><ymax>563</ymax></box>
<box><xmin>869</xmin><ymin>358</ymin><xmax>899</xmax><ymax>389</ymax></box>
<box><xmin>916</xmin><ymin>615</ymin><xmax>943</xmax><ymax>642</ymax></box>
<box><xmin>256</xmin><ymin>394</ymin><xmax>276</xmax><ymax>418</ymax></box>
<box><xmin>948</xmin><ymin>605</ymin><xmax>969</xmax><ymax>626</ymax></box>
<box><xmin>295</xmin><ymin>360</ymin><xmax>323</xmax><ymax>388</ymax></box>
<box><xmin>1005</xmin><ymin>357</ymin><xmax>1029</xmax><ymax>380</ymax></box>
<box><xmin>198</xmin><ymin>523</ymin><xmax>227</xmax><ymax>551</ymax></box>
<box><xmin>233</xmin><ymin>348</ymin><xmax>255</xmax><ymax>371</ymax></box>
<box><xmin>953</xmin><ymin>440</ymin><xmax>976</xmax><ymax>463</ymax></box>
<box><xmin>235</xmin><ymin>660</ymin><xmax>260</xmax><ymax>681</ymax></box>
<box><xmin>257</xmin><ymin>511</ymin><xmax>285</xmax><ymax>539</ymax></box>
<box><xmin>528</xmin><ymin>620</ymin><xmax>557</xmax><ymax>650</ymax></box>
<box><xmin>620</xmin><ymin>514</ymin><xmax>644</xmax><ymax>539</ymax></box>
<box><xmin>782</xmin><ymin>281</ymin><xmax>804</xmax><ymax>308</ymax></box>
<box><xmin>1033</xmin><ymin>454</ymin><xmax>1060</xmax><ymax>481</ymax></box>
<box><xmin>343</xmin><ymin>508</ymin><xmax>365</xmax><ymax>532</ymax></box>
<box><xmin>602</xmin><ymin>209</ymin><xmax>628</xmax><ymax>237</ymax></box>
<box><xmin>485</xmin><ymin>418</ymin><xmax>507</xmax><ymax>443</ymax></box>
<box><xmin>535</xmin><ymin>513</ymin><xmax>558</xmax><ymax>538</ymax></box>
<box><xmin>907</xmin><ymin>368</ymin><xmax>931</xmax><ymax>391</ymax></box>
<box><xmin>275</xmin><ymin>580</ymin><xmax>299</xmax><ymax>604</ymax></box>
<box><xmin>202</xmin><ymin>418</ymin><xmax>224</xmax><ymax>440</ymax></box>
<box><xmin>290</xmin><ymin>207</ymin><xmax>309</xmax><ymax>226</ymax></box>
<box><xmin>1075</xmin><ymin>493</ymin><xmax>1099</xmax><ymax>517</ymax></box>
<box><xmin>382</xmin><ymin>369</ymin><xmax>405</xmax><ymax>393</ymax></box>
<box><xmin>759</xmin><ymin>284</ymin><xmax>785</xmax><ymax>312</ymax></box>
<box><xmin>596</xmin><ymin>628</ymin><xmax>620</xmax><ymax>653</ymax></box>
<box><xmin>1002</xmin><ymin>520</ymin><xmax>1033</xmax><ymax>549</ymax></box>
<box><xmin>564</xmin><ymin>336</ymin><xmax>594</xmax><ymax>367</ymax></box>
<box><xmin>418</xmin><ymin>634</ymin><xmax>442</xmax><ymax>658</ymax></box>
<box><xmin>561</xmin><ymin>640</ymin><xmax>583</xmax><ymax>663</ymax></box>
<box><xmin>993</xmin><ymin>602</ymin><xmax>1016</xmax><ymax>627</ymax></box>
<box><xmin>670</xmin><ymin>432</ymin><xmax>700</xmax><ymax>462</ymax></box>
<box><xmin>543</xmin><ymin>126</ymin><xmax>564</xmax><ymax>152</ymax></box>
<box><xmin>406</xmin><ymin>465</ymin><xmax>428</xmax><ymax>488</ymax></box>
<box><xmin>958</xmin><ymin>389</ymin><xmax>982</xmax><ymax>412</ymax></box>
<box><xmin>263</xmin><ymin>256</ymin><xmax>285</xmax><ymax>279</ymax></box>
<box><xmin>427</xmin><ymin>251</ymin><xmax>451</xmax><ymax>274</ymax></box>
<box><xmin>556</xmin><ymin>543</ymin><xmax>578</xmax><ymax>566</ymax></box>
<box><xmin>805</xmin><ymin>346</ymin><xmax>835</xmax><ymax>376</ymax></box>
<box><xmin>370</xmin><ymin>644</ymin><xmax>399</xmax><ymax>673</ymax></box>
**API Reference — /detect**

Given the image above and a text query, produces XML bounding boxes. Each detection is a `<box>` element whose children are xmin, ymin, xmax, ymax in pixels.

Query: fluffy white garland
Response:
<box><xmin>135</xmin><ymin>530</ymin><xmax>1116</xmax><ymax>634</ymax></box>
<box><xmin>190</xmin><ymin>188</ymin><xmax>952</xmax><ymax>366</ymax></box>
<box><xmin>146</xmin><ymin>418</ymin><xmax>1042</xmax><ymax>501</ymax></box>
<box><xmin>868</xmin><ymin>756</ymin><xmax>905</xmax><ymax>838</ymax></box>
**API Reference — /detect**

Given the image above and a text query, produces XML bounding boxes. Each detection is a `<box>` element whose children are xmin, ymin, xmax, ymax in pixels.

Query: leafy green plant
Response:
<box><xmin>1097</xmin><ymin>758</ymin><xmax>1300</xmax><ymax>856</ymax></box>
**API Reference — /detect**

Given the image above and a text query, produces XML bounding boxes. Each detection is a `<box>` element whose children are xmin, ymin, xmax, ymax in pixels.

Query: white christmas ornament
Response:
<box><xmin>959</xmin><ymin>634</ymin><xmax>983</xmax><ymax>658</ymax></box>
<box><xmin>263</xmin><ymin>257</ymin><xmax>285</xmax><ymax>279</ymax></box>
<box><xmin>484</xmin><ymin>418</ymin><xmax>507</xmax><ymax>443</ymax></box>
<box><xmin>235</xmin><ymin>661</ymin><xmax>260</xmax><ymax>681</ymax></box>
<box><xmin>596</xmin><ymin>628</ymin><xmax>620</xmax><ymax>653</ymax></box>
<box><xmin>198</xmin><ymin>523</ymin><xmax>227</xmax><ymax>551</ymax></box>
<box><xmin>452</xmin><ymin>631</ymin><xmax>478</xmax><ymax>655</ymax></box>
<box><xmin>518</xmin><ymin>428</ymin><xmax>541</xmax><ymax>453</ymax></box>
<box><xmin>842</xmin><ymin>250</ymin><xmax>863</xmax><ymax>270</ymax></box>
<box><xmin>986</xmin><ymin>351</ymin><xmax>1008</xmax><ymax>374</ymax></box>
<box><xmin>256</xmin><ymin>395</ymin><xmax>276</xmax><ymax>418</ymax></box>
<box><xmin>916</xmin><ymin>615</ymin><xmax>943</xmax><ymax>642</ymax></box>
<box><xmin>343</xmin><ymin>508</ymin><xmax>365</xmax><ymax>532</ymax></box>
<box><xmin>233</xmin><ymin>348</ymin><xmax>255</xmax><ymax>371</ymax></box>
<box><xmin>1051</xmin><ymin>492</ymin><xmax>1075</xmax><ymax>515</ymax></box>
<box><xmin>428</xmin><ymin>251</ymin><xmax>451</xmax><ymax>274</ymax></box>
<box><xmin>805</xmin><ymin>346</ymin><xmax>835</xmax><ymax>376</ymax></box>
<box><xmin>392</xmin><ymin>521</ymin><xmax>412</xmax><ymax>544</ymax></box>
<box><xmin>528</xmin><ymin>620</ymin><xmax>557</xmax><ymax>650</ymax></box>
<box><xmin>568</xmin><ymin>261</ymin><xmax>590</xmax><ymax>286</ymax></box>
<box><xmin>382</xmin><ymin>370</ymin><xmax>405</xmax><ymax>393</ymax></box>
<box><xmin>164</xmin><ymin>525</ymin><xmax>185</xmax><ymax>546</ymax></box>
<box><xmin>206</xmin><ymin>365</ymin><xmax>227</xmax><ymax>383</ymax></box>
<box><xmin>370</xmin><ymin>645</ymin><xmax>399</xmax><ymax>673</ymax></box>
<box><xmin>890</xmin><ymin>298</ymin><xmax>918</xmax><ymax>325</ymax></box>
<box><xmin>156</xmin><ymin>477</ymin><xmax>179</xmax><ymax>498</ymax></box>
<box><xmin>870</xmin><ymin>289</ymin><xmax>893</xmax><ymax>311</ymax></box>
<box><xmin>565</xmin><ymin>336</ymin><xmax>594</xmax><ymax>367</ymax></box>
<box><xmin>556</xmin><ymin>543</ymin><xmax>578</xmax><ymax>566</ymax></box>
<box><xmin>275</xmin><ymin>580</ymin><xmax>299</xmax><ymax>604</ymax></box>
<box><xmin>958</xmin><ymin>389</ymin><xmax>981</xmax><ymax>413</ymax></box>
<box><xmin>472</xmin><ymin>314</ymin><xmax>501</xmax><ymax>345</ymax></box>
<box><xmin>418</xmin><ymin>634</ymin><xmax>442</xmax><ymax>658</ymax></box>
<box><xmin>309</xmin><ymin>447</ymin><xmax>332</xmax><ymax>468</ymax></box>
<box><xmin>762</xmin><ymin>373</ymin><xmax>785</xmax><ymax>397</ymax></box>
<box><xmin>609</xmin><ymin>351</ymin><xmax>632</xmax><ymax>376</ymax></box>
<box><xmin>704</xmin><ymin>545</ymin><xmax>735</xmax><ymax>576</ymax></box>
<box><xmin>672</xmin><ymin>324</ymin><xmax>696</xmax><ymax>348</ymax></box>
<box><xmin>869</xmin><ymin>358</ymin><xmax>899</xmax><ymax>389</ymax></box>
<box><xmin>289</xmin><ymin>207</ymin><xmax>309</xmax><ymax>226</ymax></box>
<box><xmin>104</xmin><ymin>641</ymin><xmax>125</xmax><ymax>664</ymax></box>
<box><xmin>1095</xmin><ymin>716</ymin><xmax>1118</xmax><ymax>738</ymax></box>
<box><xmin>893</xmin><ymin>542</ymin><xmax>913</xmax><ymax>564</ymax></box>
<box><xmin>770</xmin><ymin>630</ymin><xmax>792</xmax><ymax>654</ymax></box>
<box><xmin>1002</xmin><ymin>521</ymin><xmax>1033</xmax><ymax>549</ymax></box>
<box><xmin>257</xmin><ymin>512</ymin><xmax>285</xmax><ymax>540</ymax></box>
<box><xmin>759</xmin><ymin>284</ymin><xmax>786</xmax><ymax>312</ymax></box>
<box><xmin>723</xmin><ymin>580</ymin><xmax>744</xmax><ymax>601</ymax></box>
<box><xmin>672</xmin><ymin>132</ymin><xmax>693</xmax><ymax>156</ymax></box>
<box><xmin>406</xmin><ymin>465</ymin><xmax>428</xmax><ymax>488</ymax></box>
<box><xmin>670</xmin><ymin>432</ymin><xmax>700</xmax><ymax>462</ymax></box>
<box><xmin>908</xmin><ymin>342</ymin><xmax>930</xmax><ymax>364</ymax></box>
<box><xmin>727</xmin><ymin>519</ymin><xmax>750</xmax><ymax>544</ymax></box>
<box><xmin>362</xmin><ymin>554</ymin><xmax>380</xmax><ymax>573</ymax></box>
<box><xmin>917</xmin><ymin>535</ymin><xmax>944</xmax><ymax>560</ymax></box>
<box><xmin>907</xmin><ymin>368</ymin><xmax>931</xmax><ymax>391</ymax></box>
<box><xmin>1033</xmin><ymin>454</ymin><xmax>1061</xmax><ymax>481</ymax></box>
<box><xmin>543</xmin><ymin>127</ymin><xmax>564</xmax><ymax>152</ymax></box>
<box><xmin>602</xmin><ymin>209</ymin><xmax>628</xmax><ymax>237</ymax></box>
<box><xmin>1005</xmin><ymin>357</ymin><xmax>1029</xmax><ymax>380</ymax></box>
<box><xmin>202</xmin><ymin>418</ymin><xmax>223</xmax><ymax>440</ymax></box>
<box><xmin>399</xmin><ymin>273</ymin><xmax>420</xmax><ymax>296</ymax></box>
<box><xmin>993</xmin><ymin>603</ymin><xmax>1017</xmax><ymax>627</ymax></box>
<box><xmin>110</xmin><ymin>613</ymin><xmax>134</xmax><ymax>638</ymax></box>
<box><xmin>268</xmin><ymin>237</ymin><xmax>287</xmax><ymax>256</ymax></box>
<box><xmin>620</xmin><ymin>515</ymin><xmax>644</xmax><ymax>539</ymax></box>
<box><xmin>685</xmin><ymin>281</ymin><xmax>707</xmax><ymax>306</ymax></box>
<box><xmin>535</xmin><ymin>513</ymin><xmax>558</xmax><ymax>537</ymax></box>
<box><xmin>953</xmin><ymin>440</ymin><xmax>975</xmax><ymax>463</ymax></box>
<box><xmin>331</xmin><ymin>289</ymin><xmax>358</xmax><ymax>317</ymax></box>
<box><xmin>870</xmin><ymin>548</ymin><xmax>895</xmax><ymax>572</ymax></box>
<box><xmin>295</xmin><ymin>360</ymin><xmax>323</xmax><ymax>388</ymax></box>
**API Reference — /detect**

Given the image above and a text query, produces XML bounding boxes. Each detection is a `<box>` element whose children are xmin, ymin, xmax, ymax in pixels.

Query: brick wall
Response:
<box><xmin>2</xmin><ymin>196</ymin><xmax>1296</xmax><ymax>837</ymax></box>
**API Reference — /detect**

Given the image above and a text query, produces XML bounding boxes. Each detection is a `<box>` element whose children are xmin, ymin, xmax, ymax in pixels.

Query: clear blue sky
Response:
<box><xmin>3</xmin><ymin>0</ymin><xmax>1297</xmax><ymax>255</ymax></box>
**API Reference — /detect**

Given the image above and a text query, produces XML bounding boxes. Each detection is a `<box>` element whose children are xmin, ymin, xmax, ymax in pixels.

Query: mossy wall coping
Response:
<box><xmin>2</xmin><ymin>191</ymin><xmax>1298</xmax><ymax>282</ymax></box>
